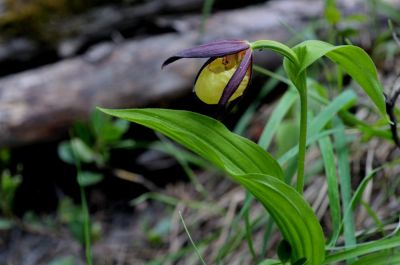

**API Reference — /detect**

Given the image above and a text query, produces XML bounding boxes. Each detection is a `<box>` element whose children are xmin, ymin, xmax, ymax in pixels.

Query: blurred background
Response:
<box><xmin>0</xmin><ymin>0</ymin><xmax>399</xmax><ymax>264</ymax></box>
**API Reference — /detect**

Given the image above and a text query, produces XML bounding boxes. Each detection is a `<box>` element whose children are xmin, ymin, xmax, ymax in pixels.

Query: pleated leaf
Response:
<box><xmin>236</xmin><ymin>173</ymin><xmax>325</xmax><ymax>264</ymax></box>
<box><xmin>99</xmin><ymin>108</ymin><xmax>325</xmax><ymax>264</ymax></box>
<box><xmin>99</xmin><ymin>108</ymin><xmax>283</xmax><ymax>178</ymax></box>
<box><xmin>283</xmin><ymin>40</ymin><xmax>387</xmax><ymax>119</ymax></box>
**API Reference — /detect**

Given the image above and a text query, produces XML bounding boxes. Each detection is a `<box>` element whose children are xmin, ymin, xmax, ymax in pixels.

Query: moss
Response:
<box><xmin>0</xmin><ymin>0</ymin><xmax>124</xmax><ymax>43</ymax></box>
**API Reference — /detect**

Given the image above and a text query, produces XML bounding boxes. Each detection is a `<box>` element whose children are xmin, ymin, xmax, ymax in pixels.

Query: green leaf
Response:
<box><xmin>258</xmin><ymin>88</ymin><xmax>298</xmax><ymax>150</ymax></box>
<box><xmin>99</xmin><ymin>108</ymin><xmax>325</xmax><ymax>265</ymax></box>
<box><xmin>58</xmin><ymin>141</ymin><xmax>75</xmax><ymax>164</ymax></box>
<box><xmin>48</xmin><ymin>256</ymin><xmax>76</xmax><ymax>265</ymax></box>
<box><xmin>276</xmin><ymin>121</ymin><xmax>299</xmax><ymax>157</ymax></box>
<box><xmin>349</xmin><ymin>251</ymin><xmax>400</xmax><ymax>265</ymax></box>
<box><xmin>99</xmin><ymin>108</ymin><xmax>283</xmax><ymax>179</ymax></box>
<box><xmin>278</xmin><ymin>129</ymin><xmax>338</xmax><ymax>165</ymax></box>
<box><xmin>236</xmin><ymin>173</ymin><xmax>325</xmax><ymax>264</ymax></box>
<box><xmin>284</xmin><ymin>40</ymin><xmax>387</xmax><ymax>119</ymax></box>
<box><xmin>258</xmin><ymin>259</ymin><xmax>282</xmax><ymax>265</ymax></box>
<box><xmin>91</xmin><ymin>110</ymin><xmax>129</xmax><ymax>142</ymax></box>
<box><xmin>200</xmin><ymin>0</ymin><xmax>215</xmax><ymax>34</ymax></box>
<box><xmin>324</xmin><ymin>6</ymin><xmax>342</xmax><ymax>25</ymax></box>
<box><xmin>333</xmin><ymin>119</ymin><xmax>356</xmax><ymax>250</ymax></box>
<box><xmin>308</xmin><ymin>87</ymin><xmax>391</xmax><ymax>140</ymax></box>
<box><xmin>324</xmin><ymin>235</ymin><xmax>400</xmax><ymax>264</ymax></box>
<box><xmin>293</xmin><ymin>258</ymin><xmax>307</xmax><ymax>265</ymax></box>
<box><xmin>0</xmin><ymin>218</ymin><xmax>13</xmax><ymax>230</ymax></box>
<box><xmin>278</xmin><ymin>90</ymin><xmax>356</xmax><ymax>164</ymax></box>
<box><xmin>334</xmin><ymin>167</ymin><xmax>385</xmax><ymax>247</ymax></box>
<box><xmin>1</xmin><ymin>171</ymin><xmax>21</xmax><ymax>212</ymax></box>
<box><xmin>318</xmin><ymin>136</ymin><xmax>341</xmax><ymax>246</ymax></box>
<box><xmin>77</xmin><ymin>171</ymin><xmax>103</xmax><ymax>187</ymax></box>
<box><xmin>309</xmin><ymin>90</ymin><xmax>356</xmax><ymax>136</ymax></box>
<box><xmin>58</xmin><ymin>139</ymin><xmax>98</xmax><ymax>164</ymax></box>
<box><xmin>375</xmin><ymin>1</ymin><xmax>400</xmax><ymax>22</ymax></box>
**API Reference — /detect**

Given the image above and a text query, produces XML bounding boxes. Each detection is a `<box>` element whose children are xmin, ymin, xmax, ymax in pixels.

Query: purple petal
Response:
<box><xmin>162</xmin><ymin>40</ymin><xmax>249</xmax><ymax>68</ymax></box>
<box><xmin>218</xmin><ymin>49</ymin><xmax>252</xmax><ymax>106</ymax></box>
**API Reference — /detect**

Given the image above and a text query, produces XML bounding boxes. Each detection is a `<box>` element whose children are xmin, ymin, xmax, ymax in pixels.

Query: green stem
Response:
<box><xmin>250</xmin><ymin>41</ymin><xmax>307</xmax><ymax>193</ymax></box>
<box><xmin>244</xmin><ymin>195</ymin><xmax>258</xmax><ymax>262</ymax></box>
<box><xmin>296</xmin><ymin>74</ymin><xmax>308</xmax><ymax>194</ymax></box>
<box><xmin>200</xmin><ymin>0</ymin><xmax>215</xmax><ymax>35</ymax></box>
<box><xmin>70</xmin><ymin>138</ymin><xmax>93</xmax><ymax>265</ymax></box>
<box><xmin>80</xmin><ymin>185</ymin><xmax>93</xmax><ymax>265</ymax></box>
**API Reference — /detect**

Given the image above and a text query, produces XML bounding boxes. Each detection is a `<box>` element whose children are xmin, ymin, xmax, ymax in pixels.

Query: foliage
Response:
<box><xmin>57</xmin><ymin>198</ymin><xmax>102</xmax><ymax>245</ymax></box>
<box><xmin>100</xmin><ymin>107</ymin><xmax>325</xmax><ymax>264</ymax></box>
<box><xmin>56</xmin><ymin>110</ymin><xmax>132</xmax><ymax>265</ymax></box>
<box><xmin>2</xmin><ymin>0</ymin><xmax>400</xmax><ymax>264</ymax></box>
<box><xmin>100</xmin><ymin>31</ymin><xmax>400</xmax><ymax>263</ymax></box>
<box><xmin>0</xmin><ymin>170</ymin><xmax>21</xmax><ymax>217</ymax></box>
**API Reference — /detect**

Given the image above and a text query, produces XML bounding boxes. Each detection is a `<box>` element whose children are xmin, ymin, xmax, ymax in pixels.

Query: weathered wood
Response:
<box><xmin>0</xmin><ymin>0</ymin><xmax>206</xmax><ymax>73</ymax></box>
<box><xmin>0</xmin><ymin>0</ymin><xmax>395</xmax><ymax>147</ymax></box>
<box><xmin>56</xmin><ymin>0</ymin><xmax>210</xmax><ymax>57</ymax></box>
<box><xmin>1</xmin><ymin>0</ymin><xmax>262</xmax><ymax>64</ymax></box>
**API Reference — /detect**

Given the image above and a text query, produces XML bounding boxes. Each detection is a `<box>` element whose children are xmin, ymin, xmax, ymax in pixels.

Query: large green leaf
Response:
<box><xmin>283</xmin><ymin>40</ymin><xmax>387</xmax><ymax>119</ymax></box>
<box><xmin>99</xmin><ymin>108</ymin><xmax>325</xmax><ymax>264</ymax></box>
<box><xmin>236</xmin><ymin>173</ymin><xmax>325</xmax><ymax>264</ymax></box>
<box><xmin>99</xmin><ymin>108</ymin><xmax>283</xmax><ymax>179</ymax></box>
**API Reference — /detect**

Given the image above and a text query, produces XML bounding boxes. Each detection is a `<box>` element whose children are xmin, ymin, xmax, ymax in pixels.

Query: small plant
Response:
<box><xmin>58</xmin><ymin>110</ymin><xmax>133</xmax><ymax>169</ymax></box>
<box><xmin>100</xmin><ymin>37</ymin><xmax>399</xmax><ymax>264</ymax></box>
<box><xmin>57</xmin><ymin>111</ymin><xmax>137</xmax><ymax>265</ymax></box>
<box><xmin>0</xmin><ymin>170</ymin><xmax>21</xmax><ymax>218</ymax></box>
<box><xmin>57</xmin><ymin>197</ymin><xmax>102</xmax><ymax>245</ymax></box>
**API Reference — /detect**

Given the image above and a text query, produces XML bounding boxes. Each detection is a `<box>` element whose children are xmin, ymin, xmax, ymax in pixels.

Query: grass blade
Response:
<box><xmin>324</xmin><ymin>235</ymin><xmax>400</xmax><ymax>263</ymax></box>
<box><xmin>179</xmin><ymin>211</ymin><xmax>207</xmax><ymax>265</ymax></box>
<box><xmin>333</xmin><ymin>118</ymin><xmax>356</xmax><ymax>251</ymax></box>
<box><xmin>349</xmin><ymin>250</ymin><xmax>400</xmax><ymax>265</ymax></box>
<box><xmin>278</xmin><ymin>90</ymin><xmax>355</xmax><ymax>164</ymax></box>
<box><xmin>258</xmin><ymin>88</ymin><xmax>298</xmax><ymax>149</ymax></box>
<box><xmin>309</xmin><ymin>89</ymin><xmax>356</xmax><ymax>136</ymax></box>
<box><xmin>318</xmin><ymin>136</ymin><xmax>341</xmax><ymax>246</ymax></box>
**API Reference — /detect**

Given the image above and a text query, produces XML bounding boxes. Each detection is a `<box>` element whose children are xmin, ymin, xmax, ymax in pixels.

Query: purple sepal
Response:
<box><xmin>162</xmin><ymin>40</ymin><xmax>249</xmax><ymax>68</ymax></box>
<box><xmin>218</xmin><ymin>48</ymin><xmax>252</xmax><ymax>106</ymax></box>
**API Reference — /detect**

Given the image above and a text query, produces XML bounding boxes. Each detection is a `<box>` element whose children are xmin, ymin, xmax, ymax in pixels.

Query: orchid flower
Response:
<box><xmin>162</xmin><ymin>40</ymin><xmax>253</xmax><ymax>106</ymax></box>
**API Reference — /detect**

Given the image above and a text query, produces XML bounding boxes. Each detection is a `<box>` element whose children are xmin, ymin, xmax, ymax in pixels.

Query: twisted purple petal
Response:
<box><xmin>162</xmin><ymin>40</ymin><xmax>249</xmax><ymax>68</ymax></box>
<box><xmin>218</xmin><ymin>49</ymin><xmax>252</xmax><ymax>106</ymax></box>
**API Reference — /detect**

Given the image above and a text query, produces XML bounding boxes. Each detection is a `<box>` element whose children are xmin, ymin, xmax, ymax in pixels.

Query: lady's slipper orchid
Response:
<box><xmin>162</xmin><ymin>40</ymin><xmax>253</xmax><ymax>106</ymax></box>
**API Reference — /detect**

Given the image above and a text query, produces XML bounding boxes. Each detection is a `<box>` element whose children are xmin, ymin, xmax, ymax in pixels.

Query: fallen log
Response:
<box><xmin>0</xmin><ymin>0</ymin><xmax>394</xmax><ymax>147</ymax></box>
<box><xmin>0</xmin><ymin>0</ymin><xmax>266</xmax><ymax>71</ymax></box>
<box><xmin>0</xmin><ymin>0</ymin><xmax>206</xmax><ymax>76</ymax></box>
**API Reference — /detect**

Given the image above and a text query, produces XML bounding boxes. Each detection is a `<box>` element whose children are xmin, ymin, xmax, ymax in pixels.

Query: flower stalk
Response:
<box><xmin>296</xmin><ymin>73</ymin><xmax>308</xmax><ymax>195</ymax></box>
